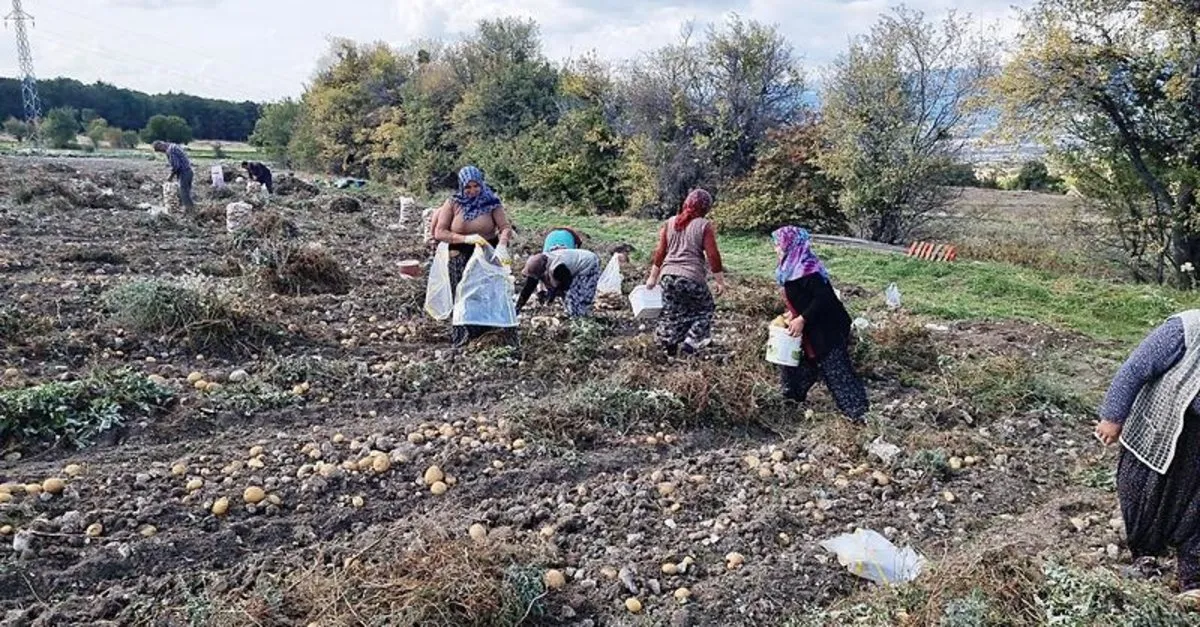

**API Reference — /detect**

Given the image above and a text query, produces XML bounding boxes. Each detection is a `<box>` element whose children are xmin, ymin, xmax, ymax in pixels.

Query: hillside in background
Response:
<box><xmin>0</xmin><ymin>77</ymin><xmax>260</xmax><ymax>141</ymax></box>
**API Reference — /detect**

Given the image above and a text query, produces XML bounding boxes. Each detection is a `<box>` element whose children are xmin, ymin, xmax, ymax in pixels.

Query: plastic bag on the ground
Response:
<box><xmin>424</xmin><ymin>243</ymin><xmax>453</xmax><ymax>321</ymax></box>
<box><xmin>452</xmin><ymin>244</ymin><xmax>518</xmax><ymax>328</ymax></box>
<box><xmin>819</xmin><ymin>528</ymin><xmax>925</xmax><ymax>585</ymax></box>
<box><xmin>597</xmin><ymin>253</ymin><xmax>623</xmax><ymax>295</ymax></box>
<box><xmin>885</xmin><ymin>283</ymin><xmax>902</xmax><ymax>309</ymax></box>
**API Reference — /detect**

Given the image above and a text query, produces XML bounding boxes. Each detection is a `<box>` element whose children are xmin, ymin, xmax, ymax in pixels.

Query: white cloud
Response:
<box><xmin>0</xmin><ymin>0</ymin><xmax>1034</xmax><ymax>102</ymax></box>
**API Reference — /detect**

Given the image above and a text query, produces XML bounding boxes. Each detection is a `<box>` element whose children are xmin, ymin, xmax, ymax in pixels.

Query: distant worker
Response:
<box><xmin>241</xmin><ymin>160</ymin><xmax>274</xmax><ymax>194</ymax></box>
<box><xmin>152</xmin><ymin>141</ymin><xmax>195</xmax><ymax>212</ymax></box>
<box><xmin>543</xmin><ymin>227</ymin><xmax>584</xmax><ymax>252</ymax></box>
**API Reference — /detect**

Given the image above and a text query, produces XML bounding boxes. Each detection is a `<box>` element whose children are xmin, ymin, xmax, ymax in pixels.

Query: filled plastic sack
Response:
<box><xmin>452</xmin><ymin>244</ymin><xmax>518</xmax><ymax>328</ymax></box>
<box><xmin>424</xmin><ymin>243</ymin><xmax>453</xmax><ymax>321</ymax></box>
<box><xmin>597</xmin><ymin>253</ymin><xmax>623</xmax><ymax>295</ymax></box>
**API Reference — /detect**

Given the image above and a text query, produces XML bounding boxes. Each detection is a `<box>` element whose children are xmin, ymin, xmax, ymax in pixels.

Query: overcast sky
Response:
<box><xmin>0</xmin><ymin>0</ymin><xmax>1033</xmax><ymax>102</ymax></box>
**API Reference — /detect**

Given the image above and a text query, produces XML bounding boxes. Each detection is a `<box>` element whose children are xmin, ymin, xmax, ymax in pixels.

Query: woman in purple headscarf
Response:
<box><xmin>772</xmin><ymin>226</ymin><xmax>868</xmax><ymax>422</ymax></box>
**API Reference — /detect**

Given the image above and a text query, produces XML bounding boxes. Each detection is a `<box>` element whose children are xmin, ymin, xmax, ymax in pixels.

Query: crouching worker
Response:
<box><xmin>543</xmin><ymin>227</ymin><xmax>584</xmax><ymax>252</ymax></box>
<box><xmin>241</xmin><ymin>160</ymin><xmax>274</xmax><ymax>193</ymax></box>
<box><xmin>516</xmin><ymin>248</ymin><xmax>601</xmax><ymax>317</ymax></box>
<box><xmin>771</xmin><ymin>226</ymin><xmax>868</xmax><ymax>422</ymax></box>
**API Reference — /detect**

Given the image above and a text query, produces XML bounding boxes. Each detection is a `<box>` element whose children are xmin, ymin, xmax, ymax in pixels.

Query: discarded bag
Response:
<box><xmin>886</xmin><ymin>283</ymin><xmax>902</xmax><ymax>309</ymax></box>
<box><xmin>597</xmin><ymin>253</ymin><xmax>623</xmax><ymax>295</ymax></box>
<box><xmin>452</xmin><ymin>244</ymin><xmax>518</xmax><ymax>328</ymax></box>
<box><xmin>424</xmin><ymin>243</ymin><xmax>453</xmax><ymax>321</ymax></box>
<box><xmin>819</xmin><ymin>528</ymin><xmax>925</xmax><ymax>585</ymax></box>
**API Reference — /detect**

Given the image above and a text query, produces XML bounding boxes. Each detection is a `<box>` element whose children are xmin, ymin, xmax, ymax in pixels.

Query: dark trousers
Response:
<box><xmin>780</xmin><ymin>342</ymin><xmax>869</xmax><ymax>420</ymax></box>
<box><xmin>259</xmin><ymin>172</ymin><xmax>274</xmax><ymax>194</ymax></box>
<box><xmin>177</xmin><ymin>168</ymin><xmax>195</xmax><ymax>209</ymax></box>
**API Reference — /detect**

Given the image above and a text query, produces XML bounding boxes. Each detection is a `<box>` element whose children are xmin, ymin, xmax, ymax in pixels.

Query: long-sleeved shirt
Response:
<box><xmin>650</xmin><ymin>217</ymin><xmax>724</xmax><ymax>285</ymax></box>
<box><xmin>516</xmin><ymin>249</ymin><xmax>599</xmax><ymax>310</ymax></box>
<box><xmin>165</xmin><ymin>144</ymin><xmax>192</xmax><ymax>174</ymax></box>
<box><xmin>246</xmin><ymin>162</ymin><xmax>272</xmax><ymax>184</ymax></box>
<box><xmin>1100</xmin><ymin>317</ymin><xmax>1197</xmax><ymax>424</ymax></box>
<box><xmin>782</xmin><ymin>273</ymin><xmax>851</xmax><ymax>361</ymax></box>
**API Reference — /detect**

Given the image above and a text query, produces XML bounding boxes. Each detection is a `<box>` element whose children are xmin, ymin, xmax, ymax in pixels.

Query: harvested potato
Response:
<box><xmin>423</xmin><ymin>465</ymin><xmax>445</xmax><ymax>485</ymax></box>
<box><xmin>193</xmin><ymin>379</ymin><xmax>208</xmax><ymax>391</ymax></box>
<box><xmin>186</xmin><ymin>478</ymin><xmax>204</xmax><ymax>492</ymax></box>
<box><xmin>0</xmin><ymin>493</ymin><xmax>11</xmax><ymax>504</ymax></box>
<box><xmin>661</xmin><ymin>562</ymin><xmax>679</xmax><ymax>575</ymax></box>
<box><xmin>625</xmin><ymin>598</ymin><xmax>643</xmax><ymax>614</ymax></box>
<box><xmin>243</xmin><ymin>486</ymin><xmax>266</xmax><ymax>504</ymax></box>
<box><xmin>430</xmin><ymin>481</ymin><xmax>448</xmax><ymax>495</ymax></box>
<box><xmin>85</xmin><ymin>522</ymin><xmax>103</xmax><ymax>538</ymax></box>
<box><xmin>171</xmin><ymin>463</ymin><xmax>188</xmax><ymax>477</ymax></box>
<box><xmin>0</xmin><ymin>524</ymin><xmax>13</xmax><ymax>535</ymax></box>
<box><xmin>469</xmin><ymin>523</ymin><xmax>487</xmax><ymax>542</ymax></box>
<box><xmin>351</xmin><ymin>496</ymin><xmax>365</xmax><ymax>508</ymax></box>
<box><xmin>140</xmin><ymin>525</ymin><xmax>158</xmax><ymax>537</ymax></box>
<box><xmin>25</xmin><ymin>484</ymin><xmax>42</xmax><ymax>496</ymax></box>
<box><xmin>249</xmin><ymin>446</ymin><xmax>264</xmax><ymax>458</ymax></box>
<box><xmin>204</xmin><ymin>382</ymin><xmax>221</xmax><ymax>393</ymax></box>
<box><xmin>42</xmin><ymin>478</ymin><xmax>65</xmax><ymax>495</ymax></box>
<box><xmin>63</xmin><ymin>464</ymin><xmax>83</xmax><ymax>478</ymax></box>
<box><xmin>212</xmin><ymin>497</ymin><xmax>230</xmax><ymax>516</ymax></box>
<box><xmin>187</xmin><ymin>372</ymin><xmax>204</xmax><ymax>383</ymax></box>
<box><xmin>511</xmin><ymin>439</ymin><xmax>526</xmax><ymax>450</ymax></box>
<box><xmin>372</xmin><ymin>456</ymin><xmax>391</xmax><ymax>474</ymax></box>
<box><xmin>407</xmin><ymin>433</ymin><xmax>425</xmax><ymax>445</ymax></box>
<box><xmin>657</xmin><ymin>482</ymin><xmax>677</xmax><ymax>497</ymax></box>
<box><xmin>726</xmin><ymin>552</ymin><xmax>745</xmax><ymax>570</ymax></box>
<box><xmin>544</xmin><ymin>569</ymin><xmax>567</xmax><ymax>589</ymax></box>
<box><xmin>675</xmin><ymin>587</ymin><xmax>692</xmax><ymax>603</ymax></box>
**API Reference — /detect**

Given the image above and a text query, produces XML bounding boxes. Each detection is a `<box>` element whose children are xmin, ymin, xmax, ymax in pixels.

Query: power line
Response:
<box><xmin>5</xmin><ymin>0</ymin><xmax>42</xmax><ymax>145</ymax></box>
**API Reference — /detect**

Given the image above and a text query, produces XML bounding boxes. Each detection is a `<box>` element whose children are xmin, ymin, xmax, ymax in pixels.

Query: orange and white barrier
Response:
<box><xmin>905</xmin><ymin>241</ymin><xmax>957</xmax><ymax>262</ymax></box>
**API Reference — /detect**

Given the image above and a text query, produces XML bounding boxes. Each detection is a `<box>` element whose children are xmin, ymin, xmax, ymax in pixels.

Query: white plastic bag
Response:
<box><xmin>597</xmin><ymin>253</ymin><xmax>623</xmax><ymax>295</ymax></box>
<box><xmin>424</xmin><ymin>243</ymin><xmax>453</xmax><ymax>321</ymax></box>
<box><xmin>452</xmin><ymin>244</ymin><xmax>518</xmax><ymax>328</ymax></box>
<box><xmin>886</xmin><ymin>283</ymin><xmax>902</xmax><ymax>309</ymax></box>
<box><xmin>819</xmin><ymin>528</ymin><xmax>925</xmax><ymax>585</ymax></box>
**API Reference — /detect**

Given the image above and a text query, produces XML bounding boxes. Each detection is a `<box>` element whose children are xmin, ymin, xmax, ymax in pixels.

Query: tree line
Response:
<box><xmin>0</xmin><ymin>77</ymin><xmax>260</xmax><ymax>142</ymax></box>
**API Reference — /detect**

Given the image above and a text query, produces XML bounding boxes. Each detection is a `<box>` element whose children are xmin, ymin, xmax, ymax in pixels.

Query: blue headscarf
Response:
<box><xmin>452</xmin><ymin>165</ymin><xmax>502</xmax><ymax>222</ymax></box>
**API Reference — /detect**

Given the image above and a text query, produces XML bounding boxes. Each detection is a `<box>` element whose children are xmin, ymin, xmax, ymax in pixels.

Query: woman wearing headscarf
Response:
<box><xmin>543</xmin><ymin>227</ymin><xmax>584</xmax><ymax>253</ymax></box>
<box><xmin>771</xmin><ymin>226</ymin><xmax>868</xmax><ymax>422</ymax></box>
<box><xmin>515</xmin><ymin>248</ymin><xmax>601</xmax><ymax>318</ymax></box>
<box><xmin>646</xmin><ymin>189</ymin><xmax>726</xmax><ymax>356</ymax></box>
<box><xmin>432</xmin><ymin>165</ymin><xmax>516</xmax><ymax>347</ymax></box>
<box><xmin>1096</xmin><ymin>311</ymin><xmax>1200</xmax><ymax>605</ymax></box>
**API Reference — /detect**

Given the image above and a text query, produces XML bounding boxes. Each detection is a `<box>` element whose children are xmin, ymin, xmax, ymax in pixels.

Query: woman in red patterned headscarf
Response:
<box><xmin>646</xmin><ymin>189</ymin><xmax>726</xmax><ymax>356</ymax></box>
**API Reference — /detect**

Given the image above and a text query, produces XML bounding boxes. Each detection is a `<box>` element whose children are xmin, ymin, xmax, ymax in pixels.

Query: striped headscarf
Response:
<box><xmin>674</xmin><ymin>189</ymin><xmax>713</xmax><ymax>232</ymax></box>
<box><xmin>772</xmin><ymin>226</ymin><xmax>828</xmax><ymax>285</ymax></box>
<box><xmin>452</xmin><ymin>165</ymin><xmax>502</xmax><ymax>222</ymax></box>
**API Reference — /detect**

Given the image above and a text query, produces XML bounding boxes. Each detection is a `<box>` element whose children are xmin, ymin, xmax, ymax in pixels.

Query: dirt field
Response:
<box><xmin>0</xmin><ymin>157</ymin><xmax>1175</xmax><ymax>626</ymax></box>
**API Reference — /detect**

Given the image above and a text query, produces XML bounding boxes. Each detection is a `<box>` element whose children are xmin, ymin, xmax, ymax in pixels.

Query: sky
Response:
<box><xmin>0</xmin><ymin>0</ymin><xmax>1035</xmax><ymax>103</ymax></box>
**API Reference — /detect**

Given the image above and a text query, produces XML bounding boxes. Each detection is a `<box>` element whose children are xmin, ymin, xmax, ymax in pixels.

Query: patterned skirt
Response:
<box><xmin>1118</xmin><ymin>410</ymin><xmax>1200</xmax><ymax>589</ymax></box>
<box><xmin>564</xmin><ymin>268</ymin><xmax>600</xmax><ymax>317</ymax></box>
<box><xmin>655</xmin><ymin>274</ymin><xmax>714</xmax><ymax>350</ymax></box>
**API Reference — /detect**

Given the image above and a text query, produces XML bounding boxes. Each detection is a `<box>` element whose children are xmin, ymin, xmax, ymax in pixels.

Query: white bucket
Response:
<box><xmin>765</xmin><ymin>324</ymin><xmax>803</xmax><ymax>366</ymax></box>
<box><xmin>629</xmin><ymin>285</ymin><xmax>663</xmax><ymax>320</ymax></box>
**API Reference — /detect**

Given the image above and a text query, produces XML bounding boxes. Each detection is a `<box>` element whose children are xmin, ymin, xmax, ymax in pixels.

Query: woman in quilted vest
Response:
<box><xmin>645</xmin><ymin>189</ymin><xmax>726</xmax><ymax>356</ymax></box>
<box><xmin>1097</xmin><ymin>311</ymin><xmax>1200</xmax><ymax>605</ymax></box>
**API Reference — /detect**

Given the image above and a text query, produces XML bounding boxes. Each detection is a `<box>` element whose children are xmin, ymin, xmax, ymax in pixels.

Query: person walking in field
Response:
<box><xmin>770</xmin><ymin>226</ymin><xmax>869</xmax><ymax>422</ymax></box>
<box><xmin>645</xmin><ymin>188</ymin><xmax>726</xmax><ymax>356</ymax></box>
<box><xmin>241</xmin><ymin>160</ymin><xmax>274</xmax><ymax>193</ymax></box>
<box><xmin>1096</xmin><ymin>311</ymin><xmax>1200</xmax><ymax>607</ymax></box>
<box><xmin>516</xmin><ymin>248</ymin><xmax>601</xmax><ymax>318</ymax></box>
<box><xmin>152</xmin><ymin>140</ymin><xmax>195</xmax><ymax>211</ymax></box>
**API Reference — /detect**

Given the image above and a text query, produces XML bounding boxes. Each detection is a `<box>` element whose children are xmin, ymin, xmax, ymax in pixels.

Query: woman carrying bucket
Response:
<box><xmin>646</xmin><ymin>189</ymin><xmax>726</xmax><ymax>356</ymax></box>
<box><xmin>771</xmin><ymin>226</ymin><xmax>868</xmax><ymax>422</ymax></box>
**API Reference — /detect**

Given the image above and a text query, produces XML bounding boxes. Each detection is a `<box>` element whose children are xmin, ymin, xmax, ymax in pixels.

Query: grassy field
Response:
<box><xmin>513</xmin><ymin>205</ymin><xmax>1200</xmax><ymax>345</ymax></box>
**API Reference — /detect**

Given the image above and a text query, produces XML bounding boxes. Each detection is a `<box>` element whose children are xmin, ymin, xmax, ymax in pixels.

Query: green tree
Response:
<box><xmin>718</xmin><ymin>117</ymin><xmax>846</xmax><ymax>233</ymax></box>
<box><xmin>141</xmin><ymin>114</ymin><xmax>193</xmax><ymax>144</ymax></box>
<box><xmin>119</xmin><ymin>130</ymin><xmax>140</xmax><ymax>149</ymax></box>
<box><xmin>249</xmin><ymin>99</ymin><xmax>302</xmax><ymax>164</ymax></box>
<box><xmin>3</xmin><ymin>117</ymin><xmax>30</xmax><ymax>142</ymax></box>
<box><xmin>86</xmin><ymin>117</ymin><xmax>110</xmax><ymax>148</ymax></box>
<box><xmin>819</xmin><ymin>6</ymin><xmax>996</xmax><ymax>244</ymax></box>
<box><xmin>42</xmin><ymin>107</ymin><xmax>81</xmax><ymax>149</ymax></box>
<box><xmin>994</xmin><ymin>0</ymin><xmax>1200</xmax><ymax>284</ymax></box>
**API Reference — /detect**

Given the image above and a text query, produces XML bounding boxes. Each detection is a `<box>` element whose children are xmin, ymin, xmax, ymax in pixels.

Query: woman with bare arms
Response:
<box><xmin>432</xmin><ymin>165</ymin><xmax>516</xmax><ymax>347</ymax></box>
